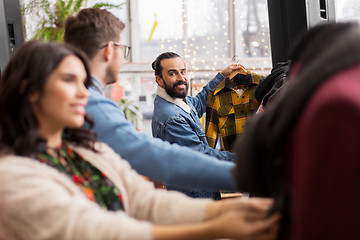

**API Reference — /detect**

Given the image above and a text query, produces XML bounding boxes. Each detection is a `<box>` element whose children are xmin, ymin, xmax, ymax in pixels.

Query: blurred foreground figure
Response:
<box><xmin>233</xmin><ymin>22</ymin><xmax>360</xmax><ymax>240</ymax></box>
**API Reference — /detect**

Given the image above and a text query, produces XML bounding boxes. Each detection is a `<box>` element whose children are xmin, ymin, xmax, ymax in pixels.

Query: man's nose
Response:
<box><xmin>177</xmin><ymin>73</ymin><xmax>186</xmax><ymax>81</ymax></box>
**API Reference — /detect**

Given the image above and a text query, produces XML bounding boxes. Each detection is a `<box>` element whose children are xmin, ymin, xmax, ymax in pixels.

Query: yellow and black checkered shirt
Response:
<box><xmin>205</xmin><ymin>71</ymin><xmax>263</xmax><ymax>151</ymax></box>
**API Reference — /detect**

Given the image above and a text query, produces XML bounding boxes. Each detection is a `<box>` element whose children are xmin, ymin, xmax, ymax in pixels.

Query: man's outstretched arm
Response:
<box><xmin>86</xmin><ymin>89</ymin><xmax>236</xmax><ymax>191</ymax></box>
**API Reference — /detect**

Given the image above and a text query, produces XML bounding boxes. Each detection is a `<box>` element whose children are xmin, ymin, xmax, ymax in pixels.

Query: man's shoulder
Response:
<box><xmin>153</xmin><ymin>96</ymin><xmax>184</xmax><ymax>121</ymax></box>
<box><xmin>87</xmin><ymin>88</ymin><xmax>119</xmax><ymax>106</ymax></box>
<box><xmin>88</xmin><ymin>87</ymin><xmax>105</xmax><ymax>100</ymax></box>
<box><xmin>86</xmin><ymin>88</ymin><xmax>126</xmax><ymax>122</ymax></box>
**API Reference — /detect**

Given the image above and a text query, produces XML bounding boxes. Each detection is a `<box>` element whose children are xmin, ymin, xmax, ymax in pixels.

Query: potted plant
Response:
<box><xmin>22</xmin><ymin>0</ymin><xmax>124</xmax><ymax>42</ymax></box>
<box><xmin>118</xmin><ymin>98</ymin><xmax>142</xmax><ymax>130</ymax></box>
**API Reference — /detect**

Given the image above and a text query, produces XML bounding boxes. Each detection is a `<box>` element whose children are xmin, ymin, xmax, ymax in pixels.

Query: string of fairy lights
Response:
<box><xmin>153</xmin><ymin>0</ymin><xmax>271</xmax><ymax>83</ymax></box>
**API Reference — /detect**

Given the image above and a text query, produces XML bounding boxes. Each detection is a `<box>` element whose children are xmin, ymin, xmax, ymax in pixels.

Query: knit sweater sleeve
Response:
<box><xmin>92</xmin><ymin>143</ymin><xmax>213</xmax><ymax>225</ymax></box>
<box><xmin>0</xmin><ymin>156</ymin><xmax>152</xmax><ymax>240</ymax></box>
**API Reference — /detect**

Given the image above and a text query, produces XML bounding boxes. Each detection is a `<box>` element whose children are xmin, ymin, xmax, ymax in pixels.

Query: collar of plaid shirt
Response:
<box><xmin>212</xmin><ymin>70</ymin><xmax>262</xmax><ymax>95</ymax></box>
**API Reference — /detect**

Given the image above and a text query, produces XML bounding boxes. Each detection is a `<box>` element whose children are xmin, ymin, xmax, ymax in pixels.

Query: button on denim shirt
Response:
<box><xmin>152</xmin><ymin>73</ymin><xmax>233</xmax><ymax>198</ymax></box>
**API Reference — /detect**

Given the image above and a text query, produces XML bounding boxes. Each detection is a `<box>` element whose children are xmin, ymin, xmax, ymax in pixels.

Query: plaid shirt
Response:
<box><xmin>205</xmin><ymin>71</ymin><xmax>263</xmax><ymax>151</ymax></box>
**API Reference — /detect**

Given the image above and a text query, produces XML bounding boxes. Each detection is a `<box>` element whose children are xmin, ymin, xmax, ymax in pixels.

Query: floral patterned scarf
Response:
<box><xmin>35</xmin><ymin>141</ymin><xmax>124</xmax><ymax>211</ymax></box>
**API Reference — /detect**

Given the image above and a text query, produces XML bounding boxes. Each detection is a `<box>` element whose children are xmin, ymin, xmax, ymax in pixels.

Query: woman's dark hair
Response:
<box><xmin>0</xmin><ymin>40</ymin><xmax>97</xmax><ymax>156</ymax></box>
<box><xmin>151</xmin><ymin>52</ymin><xmax>181</xmax><ymax>76</ymax></box>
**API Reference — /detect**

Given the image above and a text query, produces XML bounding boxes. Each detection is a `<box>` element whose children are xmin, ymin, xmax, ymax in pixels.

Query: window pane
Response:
<box><xmin>138</xmin><ymin>0</ymin><xmax>184</xmax><ymax>62</ymax></box>
<box><xmin>236</xmin><ymin>0</ymin><xmax>271</xmax><ymax>58</ymax></box>
<box><xmin>336</xmin><ymin>0</ymin><xmax>360</xmax><ymax>22</ymax></box>
<box><xmin>137</xmin><ymin>0</ymin><xmax>271</xmax><ymax>71</ymax></box>
<box><xmin>186</xmin><ymin>0</ymin><xmax>230</xmax><ymax>60</ymax></box>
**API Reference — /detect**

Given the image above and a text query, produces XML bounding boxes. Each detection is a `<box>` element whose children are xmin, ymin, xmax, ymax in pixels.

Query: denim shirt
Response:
<box><xmin>85</xmin><ymin>77</ymin><xmax>236</xmax><ymax>192</ymax></box>
<box><xmin>152</xmin><ymin>73</ymin><xmax>233</xmax><ymax>160</ymax></box>
<box><xmin>151</xmin><ymin>73</ymin><xmax>233</xmax><ymax>199</ymax></box>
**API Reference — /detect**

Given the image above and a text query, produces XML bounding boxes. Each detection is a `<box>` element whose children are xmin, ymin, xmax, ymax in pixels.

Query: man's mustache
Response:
<box><xmin>173</xmin><ymin>81</ymin><xmax>188</xmax><ymax>87</ymax></box>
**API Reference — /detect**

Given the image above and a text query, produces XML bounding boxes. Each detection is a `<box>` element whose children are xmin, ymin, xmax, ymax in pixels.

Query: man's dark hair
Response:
<box><xmin>0</xmin><ymin>40</ymin><xmax>97</xmax><ymax>156</ymax></box>
<box><xmin>151</xmin><ymin>52</ymin><xmax>181</xmax><ymax>77</ymax></box>
<box><xmin>64</xmin><ymin>8</ymin><xmax>125</xmax><ymax>59</ymax></box>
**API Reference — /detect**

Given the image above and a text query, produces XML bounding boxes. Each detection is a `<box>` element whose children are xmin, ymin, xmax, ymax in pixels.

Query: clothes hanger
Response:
<box><xmin>229</xmin><ymin>66</ymin><xmax>247</xmax><ymax>79</ymax></box>
<box><xmin>229</xmin><ymin>55</ymin><xmax>247</xmax><ymax>79</ymax></box>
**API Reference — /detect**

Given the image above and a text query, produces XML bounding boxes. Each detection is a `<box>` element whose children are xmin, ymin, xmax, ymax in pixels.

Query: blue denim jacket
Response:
<box><xmin>152</xmin><ymin>73</ymin><xmax>233</xmax><ymax>198</ymax></box>
<box><xmin>86</xmin><ymin>77</ymin><xmax>236</xmax><ymax>192</ymax></box>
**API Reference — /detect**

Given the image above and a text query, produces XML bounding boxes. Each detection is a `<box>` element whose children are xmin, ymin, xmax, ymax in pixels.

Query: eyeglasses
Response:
<box><xmin>100</xmin><ymin>42</ymin><xmax>131</xmax><ymax>58</ymax></box>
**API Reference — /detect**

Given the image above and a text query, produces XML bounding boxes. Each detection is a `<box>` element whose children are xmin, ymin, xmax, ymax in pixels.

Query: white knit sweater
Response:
<box><xmin>0</xmin><ymin>142</ymin><xmax>212</xmax><ymax>240</ymax></box>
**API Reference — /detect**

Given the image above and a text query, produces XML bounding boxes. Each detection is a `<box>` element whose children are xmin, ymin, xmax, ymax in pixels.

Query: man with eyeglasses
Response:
<box><xmin>63</xmin><ymin>8</ymin><xmax>236</xmax><ymax>192</ymax></box>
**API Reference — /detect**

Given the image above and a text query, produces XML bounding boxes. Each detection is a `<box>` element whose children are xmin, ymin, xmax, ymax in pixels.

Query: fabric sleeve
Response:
<box><xmin>205</xmin><ymin>92</ymin><xmax>220</xmax><ymax>149</ymax></box>
<box><xmin>188</xmin><ymin>73</ymin><xmax>225</xmax><ymax>116</ymax></box>
<box><xmin>99</xmin><ymin>145</ymin><xmax>213</xmax><ymax>225</ymax></box>
<box><xmin>87</xmin><ymin>89</ymin><xmax>236</xmax><ymax>191</ymax></box>
<box><xmin>0</xmin><ymin>158</ymin><xmax>152</xmax><ymax>240</ymax></box>
<box><xmin>164</xmin><ymin>116</ymin><xmax>233</xmax><ymax>160</ymax></box>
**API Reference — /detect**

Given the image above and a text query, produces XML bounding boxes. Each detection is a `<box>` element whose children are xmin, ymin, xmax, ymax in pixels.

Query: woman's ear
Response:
<box><xmin>155</xmin><ymin>76</ymin><xmax>165</xmax><ymax>88</ymax></box>
<box><xmin>21</xmin><ymin>79</ymin><xmax>39</xmax><ymax>104</ymax></box>
<box><xmin>19</xmin><ymin>80</ymin><xmax>27</xmax><ymax>94</ymax></box>
<box><xmin>29</xmin><ymin>91</ymin><xmax>40</xmax><ymax>104</ymax></box>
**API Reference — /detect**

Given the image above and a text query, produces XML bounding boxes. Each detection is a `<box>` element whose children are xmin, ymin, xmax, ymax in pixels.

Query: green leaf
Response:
<box><xmin>23</xmin><ymin>0</ymin><xmax>124</xmax><ymax>42</ymax></box>
<box><xmin>90</xmin><ymin>2</ymin><xmax>124</xmax><ymax>10</ymax></box>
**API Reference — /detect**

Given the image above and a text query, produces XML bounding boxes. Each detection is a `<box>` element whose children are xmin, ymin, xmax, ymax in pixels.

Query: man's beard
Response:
<box><xmin>163</xmin><ymin>79</ymin><xmax>189</xmax><ymax>98</ymax></box>
<box><xmin>105</xmin><ymin>64</ymin><xmax>118</xmax><ymax>85</ymax></box>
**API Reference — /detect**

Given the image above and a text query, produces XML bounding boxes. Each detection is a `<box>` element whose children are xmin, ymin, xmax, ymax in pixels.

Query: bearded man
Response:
<box><xmin>151</xmin><ymin>52</ymin><xmax>241</xmax><ymax>199</ymax></box>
